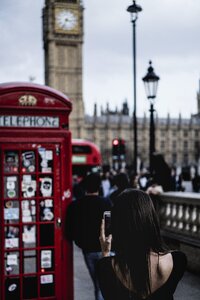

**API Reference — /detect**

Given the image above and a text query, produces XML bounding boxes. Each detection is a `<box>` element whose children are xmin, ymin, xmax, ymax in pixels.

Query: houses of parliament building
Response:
<box><xmin>43</xmin><ymin>0</ymin><xmax>200</xmax><ymax>171</ymax></box>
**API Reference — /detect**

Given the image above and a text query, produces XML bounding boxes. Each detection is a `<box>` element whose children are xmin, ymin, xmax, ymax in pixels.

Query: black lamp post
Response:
<box><xmin>127</xmin><ymin>0</ymin><xmax>142</xmax><ymax>175</ymax></box>
<box><xmin>142</xmin><ymin>61</ymin><xmax>160</xmax><ymax>176</ymax></box>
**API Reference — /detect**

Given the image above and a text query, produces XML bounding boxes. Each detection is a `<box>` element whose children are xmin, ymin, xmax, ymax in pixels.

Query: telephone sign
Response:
<box><xmin>0</xmin><ymin>115</ymin><xmax>59</xmax><ymax>127</ymax></box>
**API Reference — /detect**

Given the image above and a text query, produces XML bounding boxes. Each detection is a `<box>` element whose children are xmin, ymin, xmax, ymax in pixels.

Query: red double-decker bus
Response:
<box><xmin>72</xmin><ymin>139</ymin><xmax>102</xmax><ymax>179</ymax></box>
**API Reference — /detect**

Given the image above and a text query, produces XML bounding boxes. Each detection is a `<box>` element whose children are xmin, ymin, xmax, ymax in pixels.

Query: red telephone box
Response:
<box><xmin>0</xmin><ymin>82</ymin><xmax>73</xmax><ymax>300</ymax></box>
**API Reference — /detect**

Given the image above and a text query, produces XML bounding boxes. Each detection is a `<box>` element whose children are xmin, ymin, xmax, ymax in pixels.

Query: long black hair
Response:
<box><xmin>111</xmin><ymin>188</ymin><xmax>166</xmax><ymax>298</ymax></box>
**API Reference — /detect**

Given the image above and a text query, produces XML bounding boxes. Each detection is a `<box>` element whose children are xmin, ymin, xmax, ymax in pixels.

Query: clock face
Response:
<box><xmin>56</xmin><ymin>10</ymin><xmax>78</xmax><ymax>31</ymax></box>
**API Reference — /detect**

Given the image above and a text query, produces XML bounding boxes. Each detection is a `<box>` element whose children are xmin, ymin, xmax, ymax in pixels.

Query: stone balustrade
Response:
<box><xmin>157</xmin><ymin>192</ymin><xmax>200</xmax><ymax>247</ymax></box>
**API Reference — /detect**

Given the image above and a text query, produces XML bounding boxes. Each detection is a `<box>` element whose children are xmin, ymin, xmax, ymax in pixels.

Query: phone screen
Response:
<box><xmin>104</xmin><ymin>211</ymin><xmax>111</xmax><ymax>236</ymax></box>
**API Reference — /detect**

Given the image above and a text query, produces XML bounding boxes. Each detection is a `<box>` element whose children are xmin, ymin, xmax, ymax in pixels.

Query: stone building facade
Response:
<box><xmin>43</xmin><ymin>0</ymin><xmax>200</xmax><ymax>171</ymax></box>
<box><xmin>81</xmin><ymin>94</ymin><xmax>200</xmax><ymax>171</ymax></box>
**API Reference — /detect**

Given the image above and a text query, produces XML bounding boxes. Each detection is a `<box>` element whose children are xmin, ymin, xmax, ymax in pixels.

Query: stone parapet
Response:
<box><xmin>157</xmin><ymin>192</ymin><xmax>200</xmax><ymax>272</ymax></box>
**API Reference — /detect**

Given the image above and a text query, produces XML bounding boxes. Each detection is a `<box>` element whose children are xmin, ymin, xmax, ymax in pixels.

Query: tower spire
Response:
<box><xmin>197</xmin><ymin>78</ymin><xmax>200</xmax><ymax>114</ymax></box>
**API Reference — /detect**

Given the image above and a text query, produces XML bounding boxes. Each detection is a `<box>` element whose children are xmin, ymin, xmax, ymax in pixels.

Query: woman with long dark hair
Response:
<box><xmin>98</xmin><ymin>189</ymin><xmax>186</xmax><ymax>300</ymax></box>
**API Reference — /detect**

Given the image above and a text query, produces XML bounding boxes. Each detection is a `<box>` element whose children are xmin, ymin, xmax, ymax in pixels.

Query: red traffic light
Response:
<box><xmin>113</xmin><ymin>139</ymin><xmax>119</xmax><ymax>146</ymax></box>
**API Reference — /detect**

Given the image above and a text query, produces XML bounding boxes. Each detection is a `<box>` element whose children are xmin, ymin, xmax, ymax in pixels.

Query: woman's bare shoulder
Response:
<box><xmin>150</xmin><ymin>252</ymin><xmax>173</xmax><ymax>292</ymax></box>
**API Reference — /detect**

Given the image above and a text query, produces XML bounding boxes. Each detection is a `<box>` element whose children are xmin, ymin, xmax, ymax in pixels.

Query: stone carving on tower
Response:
<box><xmin>43</xmin><ymin>0</ymin><xmax>85</xmax><ymax>138</ymax></box>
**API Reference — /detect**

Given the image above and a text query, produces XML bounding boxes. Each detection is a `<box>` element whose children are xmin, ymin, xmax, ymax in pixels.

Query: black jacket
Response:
<box><xmin>66</xmin><ymin>195</ymin><xmax>111</xmax><ymax>252</ymax></box>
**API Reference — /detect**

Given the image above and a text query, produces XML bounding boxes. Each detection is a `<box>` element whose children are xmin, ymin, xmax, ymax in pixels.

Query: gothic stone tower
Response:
<box><xmin>43</xmin><ymin>0</ymin><xmax>85</xmax><ymax>138</ymax></box>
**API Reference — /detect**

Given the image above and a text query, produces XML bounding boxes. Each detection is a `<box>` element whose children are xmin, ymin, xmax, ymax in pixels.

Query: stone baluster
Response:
<box><xmin>165</xmin><ymin>203</ymin><xmax>172</xmax><ymax>227</ymax></box>
<box><xmin>171</xmin><ymin>204</ymin><xmax>178</xmax><ymax>228</ymax></box>
<box><xmin>183</xmin><ymin>205</ymin><xmax>190</xmax><ymax>232</ymax></box>
<box><xmin>177</xmin><ymin>204</ymin><xmax>184</xmax><ymax>230</ymax></box>
<box><xmin>191</xmin><ymin>206</ymin><xmax>198</xmax><ymax>234</ymax></box>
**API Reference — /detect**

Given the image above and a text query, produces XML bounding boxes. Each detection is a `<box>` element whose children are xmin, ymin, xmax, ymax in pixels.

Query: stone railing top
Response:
<box><xmin>160</xmin><ymin>192</ymin><xmax>200</xmax><ymax>205</ymax></box>
<box><xmin>162</xmin><ymin>192</ymin><xmax>200</xmax><ymax>198</ymax></box>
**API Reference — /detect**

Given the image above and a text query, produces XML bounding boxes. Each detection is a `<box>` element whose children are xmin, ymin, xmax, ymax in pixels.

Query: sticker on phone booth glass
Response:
<box><xmin>41</xmin><ymin>250</ymin><xmax>52</xmax><ymax>268</ymax></box>
<box><xmin>5</xmin><ymin>238</ymin><xmax>19</xmax><ymax>249</ymax></box>
<box><xmin>4</xmin><ymin>151</ymin><xmax>19</xmax><ymax>173</ymax></box>
<box><xmin>5</xmin><ymin>176</ymin><xmax>18</xmax><ymax>198</ymax></box>
<box><xmin>21</xmin><ymin>175</ymin><xmax>36</xmax><ymax>198</ymax></box>
<box><xmin>8</xmin><ymin>283</ymin><xmax>17</xmax><ymax>292</ymax></box>
<box><xmin>4</xmin><ymin>201</ymin><xmax>20</xmax><ymax>222</ymax></box>
<box><xmin>22</xmin><ymin>225</ymin><xmax>36</xmax><ymax>244</ymax></box>
<box><xmin>21</xmin><ymin>200</ymin><xmax>36</xmax><ymax>222</ymax></box>
<box><xmin>5</xmin><ymin>226</ymin><xmax>19</xmax><ymax>238</ymax></box>
<box><xmin>40</xmin><ymin>177</ymin><xmax>53</xmax><ymax>197</ymax></box>
<box><xmin>38</xmin><ymin>148</ymin><xmax>46</xmax><ymax>159</ymax></box>
<box><xmin>45</xmin><ymin>199</ymin><xmax>53</xmax><ymax>207</ymax></box>
<box><xmin>4</xmin><ymin>207</ymin><xmax>19</xmax><ymax>220</ymax></box>
<box><xmin>7</xmin><ymin>254</ymin><xmax>18</xmax><ymax>266</ymax></box>
<box><xmin>46</xmin><ymin>150</ymin><xmax>53</xmax><ymax>160</ymax></box>
<box><xmin>39</xmin><ymin>149</ymin><xmax>53</xmax><ymax>173</ymax></box>
<box><xmin>40</xmin><ymin>200</ymin><xmax>54</xmax><ymax>221</ymax></box>
<box><xmin>22</xmin><ymin>151</ymin><xmax>35</xmax><ymax>172</ymax></box>
<box><xmin>5</xmin><ymin>278</ymin><xmax>20</xmax><ymax>299</ymax></box>
<box><xmin>40</xmin><ymin>274</ymin><xmax>53</xmax><ymax>284</ymax></box>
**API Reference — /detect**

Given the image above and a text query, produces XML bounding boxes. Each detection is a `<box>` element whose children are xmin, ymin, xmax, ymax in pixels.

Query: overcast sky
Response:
<box><xmin>0</xmin><ymin>0</ymin><xmax>200</xmax><ymax>118</ymax></box>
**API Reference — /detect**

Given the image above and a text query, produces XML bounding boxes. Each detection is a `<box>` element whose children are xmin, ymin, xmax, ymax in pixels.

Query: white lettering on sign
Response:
<box><xmin>72</xmin><ymin>155</ymin><xmax>87</xmax><ymax>164</ymax></box>
<box><xmin>40</xmin><ymin>274</ymin><xmax>53</xmax><ymax>284</ymax></box>
<box><xmin>0</xmin><ymin>116</ymin><xmax>59</xmax><ymax>128</ymax></box>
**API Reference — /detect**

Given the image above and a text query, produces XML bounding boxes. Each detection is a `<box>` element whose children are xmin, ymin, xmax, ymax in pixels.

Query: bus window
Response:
<box><xmin>72</xmin><ymin>139</ymin><xmax>102</xmax><ymax>179</ymax></box>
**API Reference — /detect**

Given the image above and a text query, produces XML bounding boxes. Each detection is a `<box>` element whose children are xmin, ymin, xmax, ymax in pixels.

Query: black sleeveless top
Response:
<box><xmin>97</xmin><ymin>251</ymin><xmax>187</xmax><ymax>300</ymax></box>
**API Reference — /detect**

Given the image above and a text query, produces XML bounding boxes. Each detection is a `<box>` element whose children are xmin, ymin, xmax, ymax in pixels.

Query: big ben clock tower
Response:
<box><xmin>43</xmin><ymin>0</ymin><xmax>85</xmax><ymax>138</ymax></box>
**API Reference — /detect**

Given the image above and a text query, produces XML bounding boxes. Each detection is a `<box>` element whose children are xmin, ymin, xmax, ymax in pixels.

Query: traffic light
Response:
<box><xmin>112</xmin><ymin>139</ymin><xmax>126</xmax><ymax>156</ymax></box>
<box><xmin>119</xmin><ymin>139</ymin><xmax>126</xmax><ymax>155</ymax></box>
<box><xmin>112</xmin><ymin>139</ymin><xmax>126</xmax><ymax>171</ymax></box>
<box><xmin>112</xmin><ymin>139</ymin><xmax>119</xmax><ymax>156</ymax></box>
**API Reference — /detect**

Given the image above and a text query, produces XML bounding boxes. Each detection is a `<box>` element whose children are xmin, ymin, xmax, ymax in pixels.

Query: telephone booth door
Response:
<box><xmin>0</xmin><ymin>138</ymin><xmax>72</xmax><ymax>300</ymax></box>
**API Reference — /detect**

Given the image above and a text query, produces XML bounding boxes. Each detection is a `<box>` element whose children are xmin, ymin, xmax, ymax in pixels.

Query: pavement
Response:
<box><xmin>74</xmin><ymin>245</ymin><xmax>200</xmax><ymax>300</ymax></box>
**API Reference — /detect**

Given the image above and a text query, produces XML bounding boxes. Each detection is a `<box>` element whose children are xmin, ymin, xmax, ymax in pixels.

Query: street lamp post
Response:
<box><xmin>142</xmin><ymin>61</ymin><xmax>160</xmax><ymax>176</ymax></box>
<box><xmin>127</xmin><ymin>1</ymin><xmax>142</xmax><ymax>175</ymax></box>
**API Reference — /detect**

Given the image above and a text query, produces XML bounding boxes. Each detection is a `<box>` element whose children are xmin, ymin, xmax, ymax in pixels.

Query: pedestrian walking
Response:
<box><xmin>98</xmin><ymin>189</ymin><xmax>187</xmax><ymax>300</ymax></box>
<box><xmin>101</xmin><ymin>172</ymin><xmax>112</xmax><ymax>197</ymax></box>
<box><xmin>66</xmin><ymin>173</ymin><xmax>111</xmax><ymax>300</ymax></box>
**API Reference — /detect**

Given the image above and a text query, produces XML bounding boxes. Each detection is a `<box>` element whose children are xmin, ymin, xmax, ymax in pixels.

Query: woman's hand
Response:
<box><xmin>99</xmin><ymin>219</ymin><xmax>112</xmax><ymax>257</ymax></box>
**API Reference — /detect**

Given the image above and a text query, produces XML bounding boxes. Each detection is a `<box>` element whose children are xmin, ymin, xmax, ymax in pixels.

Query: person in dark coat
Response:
<box><xmin>109</xmin><ymin>173</ymin><xmax>130</xmax><ymax>205</ymax></box>
<box><xmin>152</xmin><ymin>153</ymin><xmax>173</xmax><ymax>192</ymax></box>
<box><xmin>66</xmin><ymin>173</ymin><xmax>111</xmax><ymax>300</ymax></box>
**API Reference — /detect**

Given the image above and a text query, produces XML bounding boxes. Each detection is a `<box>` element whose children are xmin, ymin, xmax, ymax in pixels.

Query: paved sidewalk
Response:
<box><xmin>74</xmin><ymin>245</ymin><xmax>93</xmax><ymax>300</ymax></box>
<box><xmin>174</xmin><ymin>271</ymin><xmax>200</xmax><ymax>300</ymax></box>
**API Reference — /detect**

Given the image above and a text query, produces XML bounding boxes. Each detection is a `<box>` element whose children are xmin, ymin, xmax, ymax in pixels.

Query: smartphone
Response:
<box><xmin>103</xmin><ymin>211</ymin><xmax>111</xmax><ymax>236</ymax></box>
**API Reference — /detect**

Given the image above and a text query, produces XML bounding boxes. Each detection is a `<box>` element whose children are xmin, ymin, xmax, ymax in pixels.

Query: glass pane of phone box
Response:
<box><xmin>5</xmin><ymin>276</ymin><xmax>55</xmax><ymax>299</ymax></box>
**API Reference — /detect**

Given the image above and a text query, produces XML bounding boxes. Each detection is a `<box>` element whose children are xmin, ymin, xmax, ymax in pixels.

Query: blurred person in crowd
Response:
<box><xmin>129</xmin><ymin>172</ymin><xmax>139</xmax><ymax>189</ymax></box>
<box><xmin>66</xmin><ymin>173</ymin><xmax>111</xmax><ymax>300</ymax></box>
<box><xmin>152</xmin><ymin>153</ymin><xmax>172</xmax><ymax>192</ymax></box>
<box><xmin>72</xmin><ymin>175</ymin><xmax>85</xmax><ymax>200</ymax></box>
<box><xmin>101</xmin><ymin>172</ymin><xmax>112</xmax><ymax>198</ymax></box>
<box><xmin>146</xmin><ymin>182</ymin><xmax>164</xmax><ymax>195</ymax></box>
<box><xmin>109</xmin><ymin>172</ymin><xmax>130</xmax><ymax>205</ymax></box>
<box><xmin>192</xmin><ymin>172</ymin><xmax>200</xmax><ymax>193</ymax></box>
<box><xmin>138</xmin><ymin>169</ymin><xmax>150</xmax><ymax>191</ymax></box>
<box><xmin>170</xmin><ymin>168</ymin><xmax>183</xmax><ymax>192</ymax></box>
<box><xmin>98</xmin><ymin>189</ymin><xmax>187</xmax><ymax>300</ymax></box>
<box><xmin>146</xmin><ymin>179</ymin><xmax>164</xmax><ymax>210</ymax></box>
